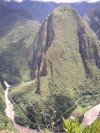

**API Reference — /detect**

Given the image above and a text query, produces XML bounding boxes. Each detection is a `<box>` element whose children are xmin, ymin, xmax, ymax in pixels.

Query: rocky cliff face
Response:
<box><xmin>78</xmin><ymin>20</ymin><xmax>100</xmax><ymax>77</ymax></box>
<box><xmin>29</xmin><ymin>13</ymin><xmax>54</xmax><ymax>80</ymax></box>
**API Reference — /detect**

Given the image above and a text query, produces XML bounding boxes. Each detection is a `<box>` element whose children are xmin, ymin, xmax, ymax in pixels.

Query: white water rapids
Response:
<box><xmin>4</xmin><ymin>81</ymin><xmax>14</xmax><ymax>122</ymax></box>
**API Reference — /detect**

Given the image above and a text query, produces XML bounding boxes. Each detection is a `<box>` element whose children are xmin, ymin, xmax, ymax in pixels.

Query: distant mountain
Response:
<box><xmin>5</xmin><ymin>1</ymin><xmax>100</xmax><ymax>23</ymax></box>
<box><xmin>0</xmin><ymin>3</ymin><xmax>10</xmax><ymax>18</ymax></box>
<box><xmin>85</xmin><ymin>8</ymin><xmax>100</xmax><ymax>39</ymax></box>
<box><xmin>69</xmin><ymin>1</ymin><xmax>100</xmax><ymax>16</ymax></box>
<box><xmin>0</xmin><ymin>2</ymin><xmax>33</xmax><ymax>20</ymax></box>
<box><xmin>6</xmin><ymin>1</ymin><xmax>60</xmax><ymax>23</ymax></box>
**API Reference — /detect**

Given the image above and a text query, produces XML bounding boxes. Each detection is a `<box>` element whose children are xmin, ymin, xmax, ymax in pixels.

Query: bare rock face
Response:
<box><xmin>78</xmin><ymin>20</ymin><xmax>100</xmax><ymax>76</ymax></box>
<box><xmin>28</xmin><ymin>5</ymin><xmax>100</xmax><ymax>94</ymax></box>
<box><xmin>28</xmin><ymin>13</ymin><xmax>54</xmax><ymax>80</ymax></box>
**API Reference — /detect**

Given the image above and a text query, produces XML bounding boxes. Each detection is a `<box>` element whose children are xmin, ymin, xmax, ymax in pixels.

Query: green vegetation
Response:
<box><xmin>0</xmin><ymin>7</ymin><xmax>40</xmax><ymax>131</ymax></box>
<box><xmin>8</xmin><ymin>5</ymin><xmax>100</xmax><ymax>129</ymax></box>
<box><xmin>0</xmin><ymin>12</ymin><xmax>40</xmax><ymax>82</ymax></box>
<box><xmin>63</xmin><ymin>117</ymin><xmax>100</xmax><ymax>133</ymax></box>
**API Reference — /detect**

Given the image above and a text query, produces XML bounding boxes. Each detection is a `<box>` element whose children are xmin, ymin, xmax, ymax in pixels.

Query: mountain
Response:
<box><xmin>5</xmin><ymin>1</ymin><xmax>100</xmax><ymax>23</ymax></box>
<box><xmin>0</xmin><ymin>3</ymin><xmax>10</xmax><ymax>18</ymax></box>
<box><xmin>9</xmin><ymin>5</ymin><xmax>100</xmax><ymax>128</ymax></box>
<box><xmin>85</xmin><ymin>8</ymin><xmax>100</xmax><ymax>40</ymax></box>
<box><xmin>69</xmin><ymin>1</ymin><xmax>100</xmax><ymax>16</ymax></box>
<box><xmin>0</xmin><ymin>2</ymin><xmax>33</xmax><ymax>20</ymax></box>
<box><xmin>0</xmin><ymin>5</ymin><xmax>40</xmax><ymax>83</ymax></box>
<box><xmin>6</xmin><ymin>1</ymin><xmax>60</xmax><ymax>23</ymax></box>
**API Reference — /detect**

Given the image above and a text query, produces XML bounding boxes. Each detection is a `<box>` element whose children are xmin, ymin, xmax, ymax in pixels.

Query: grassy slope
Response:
<box><xmin>9</xmin><ymin>5</ymin><xmax>100</xmax><ymax>128</ymax></box>
<box><xmin>0</xmin><ymin>12</ymin><xmax>40</xmax><ymax>82</ymax></box>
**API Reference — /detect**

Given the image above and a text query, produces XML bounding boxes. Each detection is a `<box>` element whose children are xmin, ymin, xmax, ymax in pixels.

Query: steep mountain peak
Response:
<box><xmin>54</xmin><ymin>4</ymin><xmax>80</xmax><ymax>17</ymax></box>
<box><xmin>28</xmin><ymin>5</ymin><xmax>85</xmax><ymax>90</ymax></box>
<box><xmin>28</xmin><ymin>4</ymin><xmax>100</xmax><ymax>95</ymax></box>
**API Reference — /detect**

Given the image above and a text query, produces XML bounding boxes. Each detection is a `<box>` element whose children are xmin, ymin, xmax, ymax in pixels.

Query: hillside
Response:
<box><xmin>9</xmin><ymin>5</ymin><xmax>100</xmax><ymax>129</ymax></box>
<box><xmin>0</xmin><ymin>6</ymin><xmax>40</xmax><ymax>83</ymax></box>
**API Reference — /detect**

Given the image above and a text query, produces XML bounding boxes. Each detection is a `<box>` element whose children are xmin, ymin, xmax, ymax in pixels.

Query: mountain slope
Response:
<box><xmin>9</xmin><ymin>5</ymin><xmax>100</xmax><ymax>128</ymax></box>
<box><xmin>0</xmin><ymin>9</ymin><xmax>40</xmax><ymax>83</ymax></box>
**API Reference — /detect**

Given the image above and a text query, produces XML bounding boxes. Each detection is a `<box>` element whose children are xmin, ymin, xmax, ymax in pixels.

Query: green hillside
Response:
<box><xmin>0</xmin><ymin>12</ymin><xmax>40</xmax><ymax>82</ymax></box>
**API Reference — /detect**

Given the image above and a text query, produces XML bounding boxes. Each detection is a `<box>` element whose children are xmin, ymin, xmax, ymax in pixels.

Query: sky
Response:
<box><xmin>6</xmin><ymin>0</ymin><xmax>100</xmax><ymax>3</ymax></box>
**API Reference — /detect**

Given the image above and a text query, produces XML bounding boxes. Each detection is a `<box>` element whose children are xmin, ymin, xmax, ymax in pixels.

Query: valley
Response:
<box><xmin>0</xmin><ymin>0</ymin><xmax>100</xmax><ymax>132</ymax></box>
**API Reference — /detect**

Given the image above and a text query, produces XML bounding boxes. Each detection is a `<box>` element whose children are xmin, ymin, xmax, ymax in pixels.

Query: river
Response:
<box><xmin>4</xmin><ymin>81</ymin><xmax>40</xmax><ymax>133</ymax></box>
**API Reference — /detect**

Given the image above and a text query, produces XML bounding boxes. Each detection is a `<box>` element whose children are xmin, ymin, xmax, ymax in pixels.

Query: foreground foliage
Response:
<box><xmin>63</xmin><ymin>117</ymin><xmax>100</xmax><ymax>133</ymax></box>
